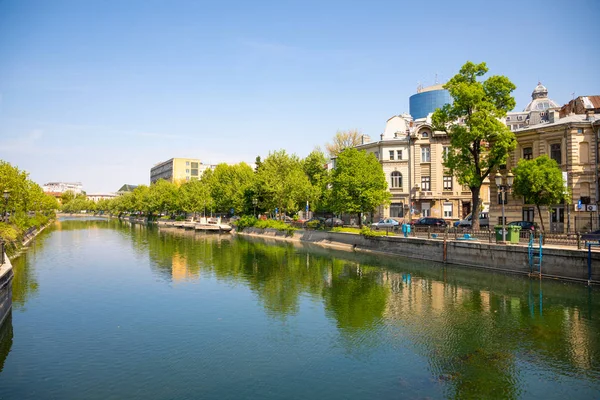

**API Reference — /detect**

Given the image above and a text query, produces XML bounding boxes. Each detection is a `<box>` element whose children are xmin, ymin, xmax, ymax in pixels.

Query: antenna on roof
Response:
<box><xmin>571</xmin><ymin>92</ymin><xmax>576</xmax><ymax>101</ymax></box>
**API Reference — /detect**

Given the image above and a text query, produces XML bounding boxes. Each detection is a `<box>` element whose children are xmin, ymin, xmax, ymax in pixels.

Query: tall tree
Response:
<box><xmin>329</xmin><ymin>148</ymin><xmax>390</xmax><ymax>227</ymax></box>
<box><xmin>302</xmin><ymin>148</ymin><xmax>329</xmax><ymax>212</ymax></box>
<box><xmin>255</xmin><ymin>150</ymin><xmax>315</xmax><ymax>217</ymax></box>
<box><xmin>512</xmin><ymin>155</ymin><xmax>565</xmax><ymax>232</ymax></box>
<box><xmin>204</xmin><ymin>163</ymin><xmax>255</xmax><ymax>215</ymax></box>
<box><xmin>432</xmin><ymin>61</ymin><xmax>517</xmax><ymax>229</ymax></box>
<box><xmin>179</xmin><ymin>180</ymin><xmax>212</xmax><ymax>218</ymax></box>
<box><xmin>325</xmin><ymin>129</ymin><xmax>363</xmax><ymax>157</ymax></box>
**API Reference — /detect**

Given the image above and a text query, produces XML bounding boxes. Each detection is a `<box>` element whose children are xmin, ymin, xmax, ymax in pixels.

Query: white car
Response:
<box><xmin>371</xmin><ymin>218</ymin><xmax>401</xmax><ymax>230</ymax></box>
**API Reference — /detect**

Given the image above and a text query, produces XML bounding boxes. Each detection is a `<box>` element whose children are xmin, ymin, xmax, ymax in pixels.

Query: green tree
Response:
<box><xmin>329</xmin><ymin>148</ymin><xmax>390</xmax><ymax>227</ymax></box>
<box><xmin>204</xmin><ymin>163</ymin><xmax>255</xmax><ymax>215</ymax></box>
<box><xmin>512</xmin><ymin>155</ymin><xmax>565</xmax><ymax>232</ymax></box>
<box><xmin>149</xmin><ymin>179</ymin><xmax>179</xmax><ymax>216</ymax></box>
<box><xmin>302</xmin><ymin>148</ymin><xmax>329</xmax><ymax>212</ymax></box>
<box><xmin>325</xmin><ymin>129</ymin><xmax>363</xmax><ymax>157</ymax></box>
<box><xmin>179</xmin><ymin>179</ymin><xmax>212</xmax><ymax>218</ymax></box>
<box><xmin>432</xmin><ymin>61</ymin><xmax>517</xmax><ymax>229</ymax></box>
<box><xmin>255</xmin><ymin>150</ymin><xmax>315</xmax><ymax>217</ymax></box>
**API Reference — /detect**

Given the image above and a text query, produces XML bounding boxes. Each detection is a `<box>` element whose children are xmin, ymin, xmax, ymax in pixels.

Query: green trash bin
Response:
<box><xmin>506</xmin><ymin>225</ymin><xmax>522</xmax><ymax>243</ymax></box>
<box><xmin>494</xmin><ymin>226</ymin><xmax>506</xmax><ymax>243</ymax></box>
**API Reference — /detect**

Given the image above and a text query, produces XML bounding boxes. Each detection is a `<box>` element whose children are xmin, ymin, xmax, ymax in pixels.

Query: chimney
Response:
<box><xmin>586</xmin><ymin>109</ymin><xmax>595</xmax><ymax>121</ymax></box>
<box><xmin>361</xmin><ymin>134</ymin><xmax>371</xmax><ymax>144</ymax></box>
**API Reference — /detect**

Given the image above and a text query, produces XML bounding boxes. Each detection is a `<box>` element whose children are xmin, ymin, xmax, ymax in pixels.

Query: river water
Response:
<box><xmin>0</xmin><ymin>218</ymin><xmax>598</xmax><ymax>399</ymax></box>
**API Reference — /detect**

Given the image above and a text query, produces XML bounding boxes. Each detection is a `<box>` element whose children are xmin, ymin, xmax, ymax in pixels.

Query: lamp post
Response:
<box><xmin>252</xmin><ymin>198</ymin><xmax>258</xmax><ymax>218</ymax></box>
<box><xmin>3</xmin><ymin>190</ymin><xmax>10</xmax><ymax>223</ymax></box>
<box><xmin>405</xmin><ymin>125</ymin><xmax>414</xmax><ymax>224</ymax></box>
<box><xmin>495</xmin><ymin>172</ymin><xmax>514</xmax><ymax>242</ymax></box>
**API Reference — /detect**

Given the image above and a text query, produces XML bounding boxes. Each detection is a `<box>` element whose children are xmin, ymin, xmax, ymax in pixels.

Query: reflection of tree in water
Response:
<box><xmin>47</xmin><ymin>219</ymin><xmax>599</xmax><ymax>397</ymax></box>
<box><xmin>0</xmin><ymin>313</ymin><xmax>12</xmax><ymax>373</ymax></box>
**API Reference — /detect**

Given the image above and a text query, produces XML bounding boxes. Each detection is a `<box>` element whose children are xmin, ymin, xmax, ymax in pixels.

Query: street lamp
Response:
<box><xmin>252</xmin><ymin>198</ymin><xmax>258</xmax><ymax>218</ymax></box>
<box><xmin>495</xmin><ymin>171</ymin><xmax>514</xmax><ymax>242</ymax></box>
<box><xmin>3</xmin><ymin>190</ymin><xmax>10</xmax><ymax>223</ymax></box>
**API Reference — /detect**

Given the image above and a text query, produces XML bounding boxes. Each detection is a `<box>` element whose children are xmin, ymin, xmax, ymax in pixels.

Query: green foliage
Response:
<box><xmin>512</xmin><ymin>155</ymin><xmax>565</xmax><ymax>232</ymax></box>
<box><xmin>306</xmin><ymin>220</ymin><xmax>322</xmax><ymax>230</ymax></box>
<box><xmin>432</xmin><ymin>61</ymin><xmax>517</xmax><ymax>229</ymax></box>
<box><xmin>331</xmin><ymin>227</ymin><xmax>361</xmax><ymax>234</ymax></box>
<box><xmin>0</xmin><ymin>223</ymin><xmax>18</xmax><ymax>241</ymax></box>
<box><xmin>254</xmin><ymin>219</ymin><xmax>297</xmax><ymax>236</ymax></box>
<box><xmin>255</xmin><ymin>150</ymin><xmax>317</xmax><ymax>216</ymax></box>
<box><xmin>204</xmin><ymin>163</ymin><xmax>255</xmax><ymax>214</ymax></box>
<box><xmin>329</xmin><ymin>148</ymin><xmax>390</xmax><ymax>224</ymax></box>
<box><xmin>360</xmin><ymin>226</ymin><xmax>388</xmax><ymax>237</ymax></box>
<box><xmin>235</xmin><ymin>215</ymin><xmax>258</xmax><ymax>230</ymax></box>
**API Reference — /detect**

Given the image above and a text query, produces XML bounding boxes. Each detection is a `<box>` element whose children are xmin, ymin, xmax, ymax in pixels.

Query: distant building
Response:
<box><xmin>504</xmin><ymin>83</ymin><xmax>560</xmax><ymax>131</ymax></box>
<box><xmin>409</xmin><ymin>84</ymin><xmax>452</xmax><ymax>120</ymax></box>
<box><xmin>42</xmin><ymin>182</ymin><xmax>83</xmax><ymax>194</ymax></box>
<box><xmin>87</xmin><ymin>193</ymin><xmax>118</xmax><ymax>202</ymax></box>
<box><xmin>150</xmin><ymin>158</ymin><xmax>216</xmax><ymax>184</ymax></box>
<box><xmin>491</xmin><ymin>94</ymin><xmax>600</xmax><ymax>233</ymax></box>
<box><xmin>117</xmin><ymin>184</ymin><xmax>138</xmax><ymax>195</ymax></box>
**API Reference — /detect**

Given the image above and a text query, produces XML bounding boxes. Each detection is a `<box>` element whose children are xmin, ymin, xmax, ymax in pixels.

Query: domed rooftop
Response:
<box><xmin>524</xmin><ymin>82</ymin><xmax>559</xmax><ymax>112</ymax></box>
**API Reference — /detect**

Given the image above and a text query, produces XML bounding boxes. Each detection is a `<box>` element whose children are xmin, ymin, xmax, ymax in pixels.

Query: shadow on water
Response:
<box><xmin>7</xmin><ymin>218</ymin><xmax>600</xmax><ymax>399</ymax></box>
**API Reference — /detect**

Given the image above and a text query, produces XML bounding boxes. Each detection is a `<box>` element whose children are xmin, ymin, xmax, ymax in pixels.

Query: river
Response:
<box><xmin>0</xmin><ymin>217</ymin><xmax>598</xmax><ymax>399</ymax></box>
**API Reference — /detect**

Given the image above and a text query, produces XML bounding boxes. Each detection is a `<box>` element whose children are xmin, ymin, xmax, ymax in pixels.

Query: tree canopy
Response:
<box><xmin>325</xmin><ymin>129</ymin><xmax>363</xmax><ymax>157</ymax></box>
<box><xmin>329</xmin><ymin>148</ymin><xmax>390</xmax><ymax>226</ymax></box>
<box><xmin>512</xmin><ymin>155</ymin><xmax>565</xmax><ymax>232</ymax></box>
<box><xmin>432</xmin><ymin>61</ymin><xmax>517</xmax><ymax>229</ymax></box>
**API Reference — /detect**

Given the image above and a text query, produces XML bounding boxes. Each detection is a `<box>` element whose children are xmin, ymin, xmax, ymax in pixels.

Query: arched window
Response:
<box><xmin>391</xmin><ymin>171</ymin><xmax>402</xmax><ymax>189</ymax></box>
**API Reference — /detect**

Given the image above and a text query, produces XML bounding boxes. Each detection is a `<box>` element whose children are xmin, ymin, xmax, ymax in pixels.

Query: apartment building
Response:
<box><xmin>490</xmin><ymin>95</ymin><xmax>600</xmax><ymax>232</ymax></box>
<box><xmin>356</xmin><ymin>114</ymin><xmax>489</xmax><ymax>222</ymax></box>
<box><xmin>150</xmin><ymin>158</ymin><xmax>216</xmax><ymax>184</ymax></box>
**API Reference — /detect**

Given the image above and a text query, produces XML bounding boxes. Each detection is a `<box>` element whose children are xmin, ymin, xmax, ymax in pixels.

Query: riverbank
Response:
<box><xmin>236</xmin><ymin>227</ymin><xmax>600</xmax><ymax>285</ymax></box>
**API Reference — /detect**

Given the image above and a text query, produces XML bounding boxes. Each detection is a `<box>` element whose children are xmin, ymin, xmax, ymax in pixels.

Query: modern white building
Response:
<box><xmin>87</xmin><ymin>193</ymin><xmax>119</xmax><ymax>202</ymax></box>
<box><xmin>42</xmin><ymin>182</ymin><xmax>83</xmax><ymax>194</ymax></box>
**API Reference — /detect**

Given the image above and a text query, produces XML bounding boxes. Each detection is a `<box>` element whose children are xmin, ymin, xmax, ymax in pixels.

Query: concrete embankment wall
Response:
<box><xmin>0</xmin><ymin>256</ymin><xmax>13</xmax><ymax>327</ymax></box>
<box><xmin>238</xmin><ymin>228</ymin><xmax>600</xmax><ymax>284</ymax></box>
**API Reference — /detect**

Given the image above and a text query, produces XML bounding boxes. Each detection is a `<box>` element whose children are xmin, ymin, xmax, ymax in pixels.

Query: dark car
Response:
<box><xmin>507</xmin><ymin>221</ymin><xmax>539</xmax><ymax>231</ymax></box>
<box><xmin>411</xmin><ymin>217</ymin><xmax>448</xmax><ymax>227</ymax></box>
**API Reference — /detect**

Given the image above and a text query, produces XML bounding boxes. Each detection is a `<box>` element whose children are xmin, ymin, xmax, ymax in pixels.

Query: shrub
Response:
<box><xmin>236</xmin><ymin>215</ymin><xmax>257</xmax><ymax>230</ymax></box>
<box><xmin>306</xmin><ymin>220</ymin><xmax>321</xmax><ymax>230</ymax></box>
<box><xmin>360</xmin><ymin>226</ymin><xmax>388</xmax><ymax>237</ymax></box>
<box><xmin>0</xmin><ymin>223</ymin><xmax>18</xmax><ymax>242</ymax></box>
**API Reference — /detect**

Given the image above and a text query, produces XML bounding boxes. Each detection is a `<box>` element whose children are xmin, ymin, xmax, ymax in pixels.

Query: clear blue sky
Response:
<box><xmin>1</xmin><ymin>0</ymin><xmax>598</xmax><ymax>192</ymax></box>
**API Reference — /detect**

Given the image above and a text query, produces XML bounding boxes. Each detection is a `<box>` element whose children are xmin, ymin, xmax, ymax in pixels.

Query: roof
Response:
<box><xmin>514</xmin><ymin>114</ymin><xmax>592</xmax><ymax>132</ymax></box>
<box><xmin>117</xmin><ymin>184</ymin><xmax>138</xmax><ymax>192</ymax></box>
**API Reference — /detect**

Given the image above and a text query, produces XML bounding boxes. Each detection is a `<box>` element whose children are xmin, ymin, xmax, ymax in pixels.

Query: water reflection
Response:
<box><xmin>7</xmin><ymin>218</ymin><xmax>600</xmax><ymax>398</ymax></box>
<box><xmin>0</xmin><ymin>313</ymin><xmax>12</xmax><ymax>373</ymax></box>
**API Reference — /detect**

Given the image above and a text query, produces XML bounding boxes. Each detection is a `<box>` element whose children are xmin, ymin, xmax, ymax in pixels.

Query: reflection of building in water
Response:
<box><xmin>171</xmin><ymin>252</ymin><xmax>198</xmax><ymax>282</ymax></box>
<box><xmin>565</xmin><ymin>309</ymin><xmax>592</xmax><ymax>370</ymax></box>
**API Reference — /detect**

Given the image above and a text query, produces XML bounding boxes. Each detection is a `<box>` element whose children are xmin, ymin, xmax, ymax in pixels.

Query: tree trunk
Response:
<box><xmin>471</xmin><ymin>186</ymin><xmax>481</xmax><ymax>230</ymax></box>
<box><xmin>358</xmin><ymin>211</ymin><xmax>362</xmax><ymax>228</ymax></box>
<box><xmin>536</xmin><ymin>204</ymin><xmax>546</xmax><ymax>232</ymax></box>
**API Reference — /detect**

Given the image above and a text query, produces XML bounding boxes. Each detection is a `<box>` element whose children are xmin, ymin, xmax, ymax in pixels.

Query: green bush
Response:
<box><xmin>254</xmin><ymin>219</ymin><xmax>297</xmax><ymax>236</ymax></box>
<box><xmin>0</xmin><ymin>223</ymin><xmax>18</xmax><ymax>242</ymax></box>
<box><xmin>306</xmin><ymin>220</ymin><xmax>321</xmax><ymax>230</ymax></box>
<box><xmin>236</xmin><ymin>215</ymin><xmax>257</xmax><ymax>230</ymax></box>
<box><xmin>360</xmin><ymin>226</ymin><xmax>388</xmax><ymax>237</ymax></box>
<box><xmin>175</xmin><ymin>216</ymin><xmax>185</xmax><ymax>221</ymax></box>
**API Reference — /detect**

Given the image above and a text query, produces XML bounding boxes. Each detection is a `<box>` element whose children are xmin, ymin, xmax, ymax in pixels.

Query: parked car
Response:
<box><xmin>324</xmin><ymin>217</ymin><xmax>343</xmax><ymax>227</ymax></box>
<box><xmin>456</xmin><ymin>212</ymin><xmax>489</xmax><ymax>228</ymax></box>
<box><xmin>507</xmin><ymin>221</ymin><xmax>539</xmax><ymax>231</ymax></box>
<box><xmin>371</xmin><ymin>218</ymin><xmax>401</xmax><ymax>230</ymax></box>
<box><xmin>411</xmin><ymin>217</ymin><xmax>448</xmax><ymax>227</ymax></box>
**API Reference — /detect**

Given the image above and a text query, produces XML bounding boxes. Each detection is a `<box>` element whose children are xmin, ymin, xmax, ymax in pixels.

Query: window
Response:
<box><xmin>186</xmin><ymin>161</ymin><xmax>190</xmax><ymax>166</ymax></box>
<box><xmin>443</xmin><ymin>203</ymin><xmax>453</xmax><ymax>218</ymax></box>
<box><xmin>374</xmin><ymin>151</ymin><xmax>379</xmax><ymax>160</ymax></box>
<box><xmin>517</xmin><ymin>115</ymin><xmax>523</xmax><ymax>121</ymax></box>
<box><xmin>550</xmin><ymin>143</ymin><xmax>562</xmax><ymax>164</ymax></box>
<box><xmin>577</xmin><ymin>128</ymin><xmax>583</xmax><ymax>134</ymax></box>
<box><xmin>191</xmin><ymin>162</ymin><xmax>198</xmax><ymax>169</ymax></box>
<box><xmin>186</xmin><ymin>169</ymin><xmax>190</xmax><ymax>173</ymax></box>
<box><xmin>422</xmin><ymin>202</ymin><xmax>431</xmax><ymax>217</ymax></box>
<box><xmin>442</xmin><ymin>146</ymin><xmax>450</xmax><ymax>161</ymax></box>
<box><xmin>390</xmin><ymin>203</ymin><xmax>404</xmax><ymax>218</ymax></box>
<box><xmin>506</xmin><ymin>116</ymin><xmax>511</xmax><ymax>121</ymax></box>
<box><xmin>421</xmin><ymin>146</ymin><xmax>431</xmax><ymax>162</ymax></box>
<box><xmin>443</xmin><ymin>176</ymin><xmax>453</xmax><ymax>190</ymax></box>
<box><xmin>421</xmin><ymin>131</ymin><xmax>429</xmax><ymax>138</ymax></box>
<box><xmin>397</xmin><ymin>150</ymin><xmax>402</xmax><ymax>160</ymax></box>
<box><xmin>523</xmin><ymin>147</ymin><xmax>533</xmax><ymax>160</ymax></box>
<box><xmin>191</xmin><ymin>169</ymin><xmax>198</xmax><ymax>176</ymax></box>
<box><xmin>390</xmin><ymin>171</ymin><xmax>402</xmax><ymax>189</ymax></box>
<box><xmin>522</xmin><ymin>207</ymin><xmax>534</xmax><ymax>222</ymax></box>
<box><xmin>389</xmin><ymin>150</ymin><xmax>395</xmax><ymax>160</ymax></box>
<box><xmin>421</xmin><ymin>176</ymin><xmax>430</xmax><ymax>191</ymax></box>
